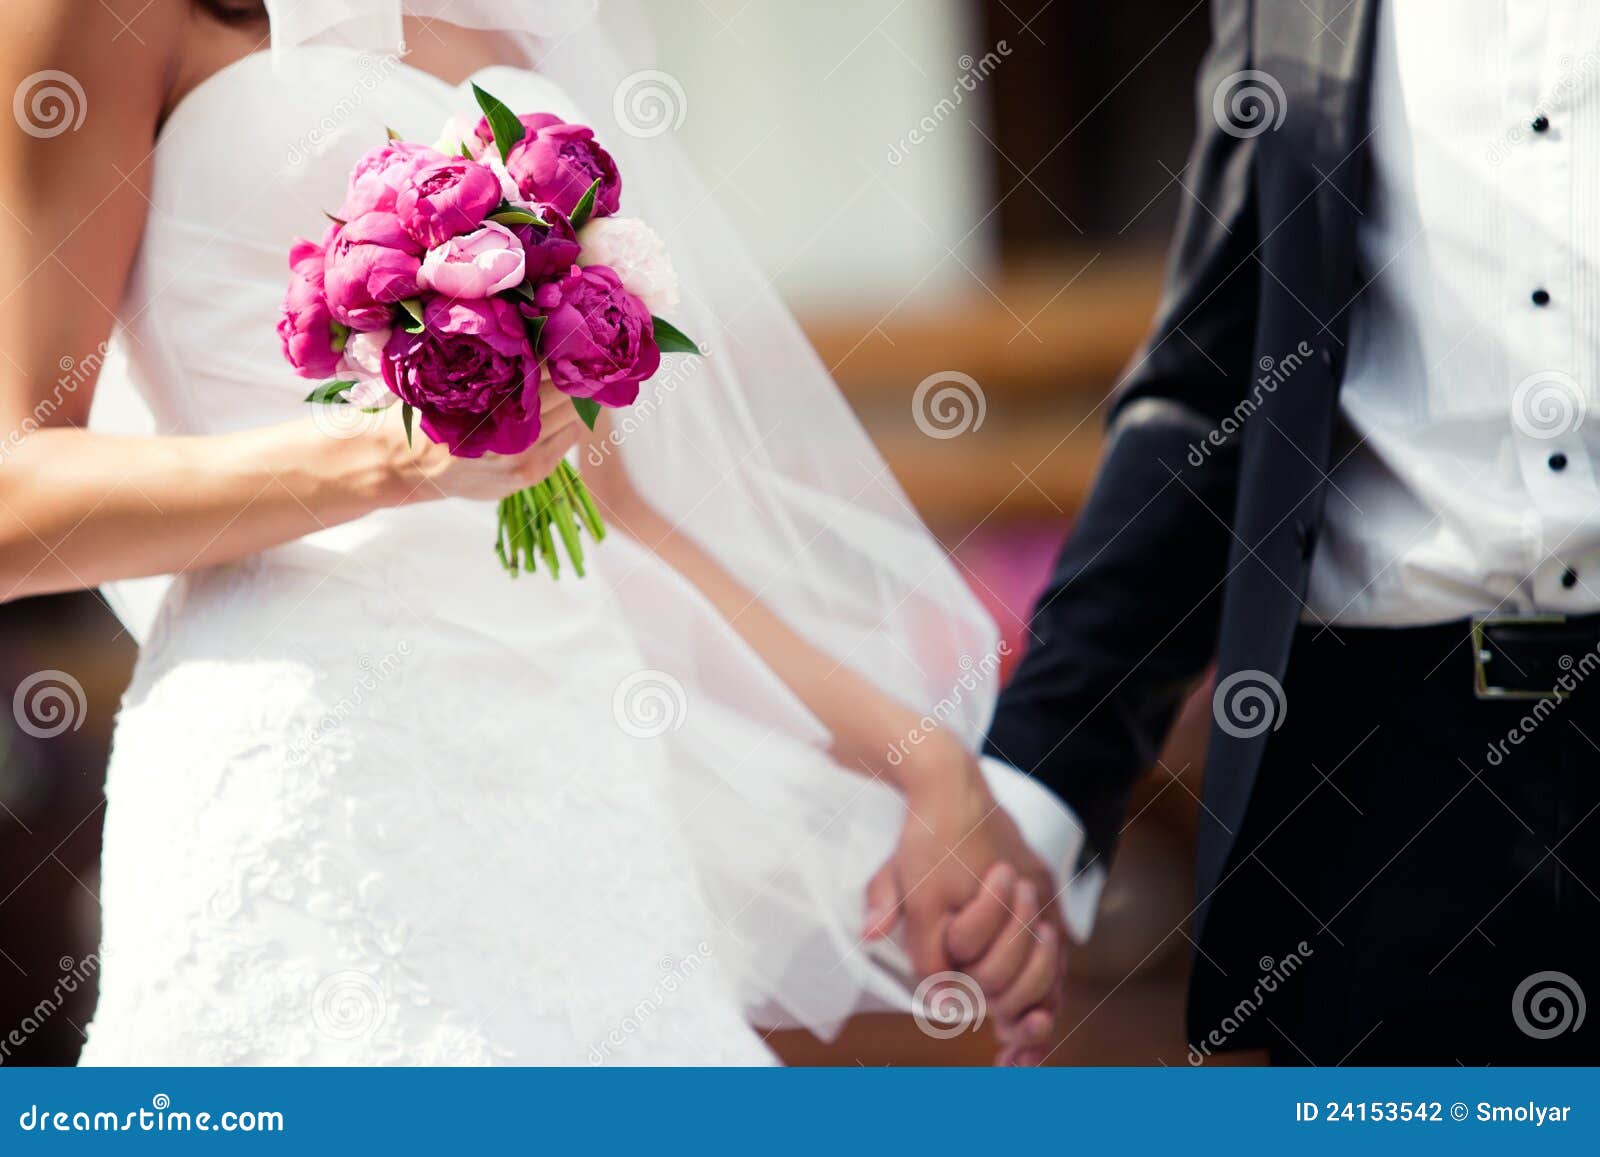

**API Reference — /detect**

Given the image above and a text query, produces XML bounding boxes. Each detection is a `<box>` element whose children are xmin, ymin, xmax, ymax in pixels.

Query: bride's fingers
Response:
<box><xmin>990</xmin><ymin>922</ymin><xmax>1059</xmax><ymax>1023</ymax></box>
<box><xmin>945</xmin><ymin>862</ymin><xmax>1016</xmax><ymax>964</ymax></box>
<box><xmin>861</xmin><ymin>863</ymin><xmax>902</xmax><ymax>940</ymax></box>
<box><xmin>539</xmin><ymin>385</ymin><xmax>580</xmax><ymax>418</ymax></box>
<box><xmin>966</xmin><ymin>879</ymin><xmax>1040</xmax><ymax>997</ymax></box>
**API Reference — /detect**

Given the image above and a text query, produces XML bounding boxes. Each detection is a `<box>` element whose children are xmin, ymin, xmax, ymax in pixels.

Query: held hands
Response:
<box><xmin>863</xmin><ymin>744</ymin><xmax>1067</xmax><ymax>1065</ymax></box>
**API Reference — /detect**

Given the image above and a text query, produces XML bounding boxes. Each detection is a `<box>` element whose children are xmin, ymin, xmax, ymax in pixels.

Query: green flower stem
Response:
<box><xmin>492</xmin><ymin>465</ymin><xmax>609</xmax><ymax>581</ymax></box>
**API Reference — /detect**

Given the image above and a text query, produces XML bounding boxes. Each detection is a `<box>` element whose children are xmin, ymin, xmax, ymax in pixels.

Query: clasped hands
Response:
<box><xmin>863</xmin><ymin>742</ymin><xmax>1066</xmax><ymax>1066</ymax></box>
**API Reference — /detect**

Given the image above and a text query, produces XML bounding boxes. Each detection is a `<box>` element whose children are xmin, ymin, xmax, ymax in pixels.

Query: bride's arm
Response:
<box><xmin>580</xmin><ymin>415</ymin><xmax>1064</xmax><ymax>1041</ymax></box>
<box><xmin>0</xmin><ymin>0</ymin><xmax>578</xmax><ymax>603</ymax></box>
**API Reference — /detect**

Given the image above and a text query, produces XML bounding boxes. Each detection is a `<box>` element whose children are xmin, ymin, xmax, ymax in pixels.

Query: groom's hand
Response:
<box><xmin>861</xmin><ymin>748</ymin><xmax>1064</xmax><ymax>1062</ymax></box>
<box><xmin>946</xmin><ymin>861</ymin><xmax>1066</xmax><ymax>1065</ymax></box>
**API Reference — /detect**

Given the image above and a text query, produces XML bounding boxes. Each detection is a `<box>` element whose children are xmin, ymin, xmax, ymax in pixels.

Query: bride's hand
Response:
<box><xmin>377</xmin><ymin>383</ymin><xmax>585</xmax><ymax>505</ymax></box>
<box><xmin>862</xmin><ymin>739</ymin><xmax>1065</xmax><ymax>1062</ymax></box>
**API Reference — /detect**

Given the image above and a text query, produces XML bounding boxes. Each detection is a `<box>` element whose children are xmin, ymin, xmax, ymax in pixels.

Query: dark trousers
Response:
<box><xmin>1191</xmin><ymin>621</ymin><xmax>1600</xmax><ymax>1065</ymax></box>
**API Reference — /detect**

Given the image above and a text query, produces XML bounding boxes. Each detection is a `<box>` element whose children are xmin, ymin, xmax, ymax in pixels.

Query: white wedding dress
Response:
<box><xmin>79</xmin><ymin>2</ymin><xmax>1079</xmax><ymax>1066</ymax></box>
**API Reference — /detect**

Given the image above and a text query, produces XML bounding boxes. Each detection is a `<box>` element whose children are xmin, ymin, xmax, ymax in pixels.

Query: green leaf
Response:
<box><xmin>568</xmin><ymin>177</ymin><xmax>602</xmax><ymax>231</ymax></box>
<box><xmin>304</xmin><ymin>380</ymin><xmax>357</xmax><ymax>405</ymax></box>
<box><xmin>323</xmin><ymin>211</ymin><xmax>347</xmax><ymax>227</ymax></box>
<box><xmin>460</xmin><ymin>142</ymin><xmax>475</xmax><ymax>159</ymax></box>
<box><xmin>401</xmin><ymin>403</ymin><xmax>415</xmax><ymax>448</ymax></box>
<box><xmin>489</xmin><ymin>209</ymin><xmax>548</xmax><ymax>227</ymax></box>
<box><xmin>572</xmin><ymin>397</ymin><xmax>601</xmax><ymax>431</ymax></box>
<box><xmin>398</xmin><ymin>298</ymin><xmax>426</xmax><ymax>334</ymax></box>
<box><xmin>386</xmin><ymin>126</ymin><xmax>404</xmax><ymax>142</ymax></box>
<box><xmin>651</xmin><ymin>316</ymin><xmax>702</xmax><ymax>355</ymax></box>
<box><xmin>472</xmin><ymin>83</ymin><xmax>525</xmax><ymax>164</ymax></box>
<box><xmin>329</xmin><ymin>320</ymin><xmax>351</xmax><ymax>355</ymax></box>
<box><xmin>525</xmin><ymin>312</ymin><xmax>547</xmax><ymax>345</ymax></box>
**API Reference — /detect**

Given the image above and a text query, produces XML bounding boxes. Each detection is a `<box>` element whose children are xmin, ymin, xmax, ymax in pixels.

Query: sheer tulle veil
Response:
<box><xmin>93</xmin><ymin>0</ymin><xmax>1079</xmax><ymax>1037</ymax></box>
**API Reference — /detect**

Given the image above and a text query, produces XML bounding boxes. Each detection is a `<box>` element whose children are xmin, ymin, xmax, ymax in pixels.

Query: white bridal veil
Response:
<box><xmin>95</xmin><ymin>0</ymin><xmax>1081</xmax><ymax>1037</ymax></box>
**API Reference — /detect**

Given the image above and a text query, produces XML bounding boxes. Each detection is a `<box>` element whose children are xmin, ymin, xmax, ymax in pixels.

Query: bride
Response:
<box><xmin>0</xmin><ymin>0</ymin><xmax>1071</xmax><ymax>1064</ymax></box>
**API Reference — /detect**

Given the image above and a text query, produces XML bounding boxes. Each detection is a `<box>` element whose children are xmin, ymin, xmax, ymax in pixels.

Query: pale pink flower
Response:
<box><xmin>576</xmin><ymin>217</ymin><xmax>679</xmax><ymax>314</ymax></box>
<box><xmin>418</xmin><ymin>222</ymin><xmax>528</xmax><ymax>299</ymax></box>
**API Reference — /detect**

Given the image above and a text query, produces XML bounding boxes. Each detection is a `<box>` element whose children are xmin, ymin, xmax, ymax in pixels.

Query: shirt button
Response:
<box><xmin>1532</xmin><ymin>288</ymin><xmax>1552</xmax><ymax>306</ymax></box>
<box><xmin>1550</xmin><ymin>451</ymin><xmax>1569</xmax><ymax>472</ymax></box>
<box><xmin>1562</xmin><ymin>567</ymin><xmax>1579</xmax><ymax>589</ymax></box>
<box><xmin>1533</xmin><ymin>114</ymin><xmax>1551</xmax><ymax>133</ymax></box>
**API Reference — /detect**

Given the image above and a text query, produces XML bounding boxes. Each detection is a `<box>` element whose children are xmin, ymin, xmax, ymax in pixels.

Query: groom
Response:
<box><xmin>942</xmin><ymin>0</ymin><xmax>1600</xmax><ymax>1064</ymax></box>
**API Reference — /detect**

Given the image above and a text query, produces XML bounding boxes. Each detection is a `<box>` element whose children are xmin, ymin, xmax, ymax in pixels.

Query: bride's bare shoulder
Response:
<box><xmin>0</xmin><ymin>0</ymin><xmax>187</xmax><ymax>141</ymax></box>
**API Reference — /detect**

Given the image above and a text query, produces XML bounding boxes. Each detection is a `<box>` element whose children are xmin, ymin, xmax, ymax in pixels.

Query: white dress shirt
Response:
<box><xmin>1039</xmin><ymin>1</ymin><xmax>1600</xmax><ymax>938</ymax></box>
<box><xmin>1306</xmin><ymin>0</ymin><xmax>1600</xmax><ymax>625</ymax></box>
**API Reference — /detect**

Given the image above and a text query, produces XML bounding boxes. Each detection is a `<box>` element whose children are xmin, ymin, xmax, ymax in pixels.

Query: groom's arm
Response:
<box><xmin>984</xmin><ymin>0</ymin><xmax>1260</xmax><ymax>904</ymax></box>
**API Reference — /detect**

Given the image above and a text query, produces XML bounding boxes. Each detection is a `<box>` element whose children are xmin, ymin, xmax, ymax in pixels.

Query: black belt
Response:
<box><xmin>1471</xmin><ymin>613</ymin><xmax>1600</xmax><ymax>700</ymax></box>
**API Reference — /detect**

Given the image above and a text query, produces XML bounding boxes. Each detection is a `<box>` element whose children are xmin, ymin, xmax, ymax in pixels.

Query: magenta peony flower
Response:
<box><xmin>277</xmin><ymin>226</ymin><xmax>343</xmax><ymax>379</ymax></box>
<box><xmin>395</xmin><ymin>157</ymin><xmax>504</xmax><ymax>249</ymax></box>
<box><xmin>324</xmin><ymin>212</ymin><xmax>425</xmax><ymax>332</ymax></box>
<box><xmin>339</xmin><ymin>141</ymin><xmax>446</xmax><ymax>219</ymax></box>
<box><xmin>477</xmin><ymin>113</ymin><xmax>621</xmax><ymax>219</ymax></box>
<box><xmin>509</xmin><ymin>204</ymin><xmax>581</xmax><ymax>280</ymax></box>
<box><xmin>381</xmin><ymin>297</ymin><xmax>543</xmax><ymax>458</ymax></box>
<box><xmin>419</xmin><ymin>221</ymin><xmax>527</xmax><ymax>299</ymax></box>
<box><xmin>530</xmin><ymin>265</ymin><xmax>659</xmax><ymax>407</ymax></box>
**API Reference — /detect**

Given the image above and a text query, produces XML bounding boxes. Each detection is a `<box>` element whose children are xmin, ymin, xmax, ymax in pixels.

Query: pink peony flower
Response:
<box><xmin>529</xmin><ymin>265</ymin><xmax>659</xmax><ymax>408</ymax></box>
<box><xmin>339</xmin><ymin>141</ymin><xmax>446</xmax><ymax>220</ymax></box>
<box><xmin>324</xmin><ymin>212</ymin><xmax>424</xmax><ymax>332</ymax></box>
<box><xmin>576</xmin><ymin>217</ymin><xmax>680</xmax><ymax>314</ymax></box>
<box><xmin>510</xmin><ymin>204</ymin><xmax>581</xmax><ymax>280</ymax></box>
<box><xmin>476</xmin><ymin>113</ymin><xmax>621</xmax><ymax>219</ymax></box>
<box><xmin>277</xmin><ymin>225</ymin><xmax>343</xmax><ymax>379</ymax></box>
<box><xmin>418</xmin><ymin>221</ymin><xmax>527</xmax><ymax>300</ymax></box>
<box><xmin>395</xmin><ymin>157</ymin><xmax>504</xmax><ymax>249</ymax></box>
<box><xmin>381</xmin><ymin>296</ymin><xmax>543</xmax><ymax>458</ymax></box>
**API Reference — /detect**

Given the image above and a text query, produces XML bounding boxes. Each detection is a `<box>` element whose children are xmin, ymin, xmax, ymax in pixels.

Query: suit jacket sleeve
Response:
<box><xmin>984</xmin><ymin>0</ymin><xmax>1260</xmax><ymax>871</ymax></box>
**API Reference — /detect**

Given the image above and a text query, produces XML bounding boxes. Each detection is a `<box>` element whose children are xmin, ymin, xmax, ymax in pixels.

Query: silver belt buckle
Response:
<box><xmin>1471</xmin><ymin>613</ymin><xmax>1568</xmax><ymax>701</ymax></box>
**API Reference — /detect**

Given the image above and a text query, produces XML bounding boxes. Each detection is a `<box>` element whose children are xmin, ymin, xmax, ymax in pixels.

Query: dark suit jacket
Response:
<box><xmin>983</xmin><ymin>0</ymin><xmax>1381</xmax><ymax>1037</ymax></box>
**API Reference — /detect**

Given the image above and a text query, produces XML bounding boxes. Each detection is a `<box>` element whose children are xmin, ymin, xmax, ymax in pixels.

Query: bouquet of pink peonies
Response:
<box><xmin>277</xmin><ymin>86</ymin><xmax>700</xmax><ymax>579</ymax></box>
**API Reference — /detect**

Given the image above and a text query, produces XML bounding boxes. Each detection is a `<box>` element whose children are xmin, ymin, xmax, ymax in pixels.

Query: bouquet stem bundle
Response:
<box><xmin>496</xmin><ymin>461</ymin><xmax>606</xmax><ymax>578</ymax></box>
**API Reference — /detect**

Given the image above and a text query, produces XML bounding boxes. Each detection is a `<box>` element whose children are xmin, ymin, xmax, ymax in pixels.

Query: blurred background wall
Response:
<box><xmin>0</xmin><ymin>0</ymin><xmax>1246</xmax><ymax>1066</ymax></box>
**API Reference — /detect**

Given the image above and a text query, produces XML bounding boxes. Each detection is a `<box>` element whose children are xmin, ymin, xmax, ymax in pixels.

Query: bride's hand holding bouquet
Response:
<box><xmin>278</xmin><ymin>86</ymin><xmax>699</xmax><ymax>580</ymax></box>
